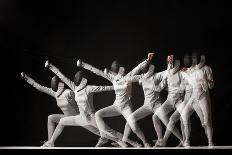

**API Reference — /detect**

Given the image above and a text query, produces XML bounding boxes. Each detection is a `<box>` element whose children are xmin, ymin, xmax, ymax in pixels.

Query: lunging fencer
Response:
<box><xmin>153</xmin><ymin>57</ymin><xmax>185</xmax><ymax>147</ymax></box>
<box><xmin>45</xmin><ymin>61</ymin><xmax>141</xmax><ymax>147</ymax></box>
<box><xmin>20</xmin><ymin>73</ymin><xmax>79</xmax><ymax>147</ymax></box>
<box><xmin>77</xmin><ymin>53</ymin><xmax>154</xmax><ymax>147</ymax></box>
<box><xmin>160</xmin><ymin>53</ymin><xmax>195</xmax><ymax>147</ymax></box>
<box><xmin>20</xmin><ymin>51</ymin><xmax>215</xmax><ymax>148</ymax></box>
<box><xmin>121</xmin><ymin>55</ymin><xmax>174</xmax><ymax>146</ymax></box>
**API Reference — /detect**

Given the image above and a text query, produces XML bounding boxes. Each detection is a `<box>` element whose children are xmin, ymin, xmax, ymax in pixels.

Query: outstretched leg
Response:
<box><xmin>95</xmin><ymin>105</ymin><xmax>128</xmax><ymax>147</ymax></box>
<box><xmin>163</xmin><ymin>100</ymin><xmax>188</xmax><ymax>146</ymax></box>
<box><xmin>47</xmin><ymin>114</ymin><xmax>64</xmax><ymax>141</ymax></box>
<box><xmin>122</xmin><ymin>123</ymin><xmax>131</xmax><ymax>143</ymax></box>
<box><xmin>81</xmin><ymin>124</ymin><xmax>108</xmax><ymax>147</ymax></box>
<box><xmin>180</xmin><ymin>118</ymin><xmax>186</xmax><ymax>144</ymax></box>
<box><xmin>181</xmin><ymin>98</ymin><xmax>195</xmax><ymax>147</ymax></box>
<box><xmin>47</xmin><ymin>115</ymin><xmax>86</xmax><ymax>146</ymax></box>
<box><xmin>152</xmin><ymin>114</ymin><xmax>163</xmax><ymax>142</ymax></box>
<box><xmin>151</xmin><ymin>103</ymin><xmax>163</xmax><ymax>143</ymax></box>
<box><xmin>198</xmin><ymin>93</ymin><xmax>213</xmax><ymax>147</ymax></box>
<box><xmin>163</xmin><ymin>111</ymin><xmax>181</xmax><ymax>144</ymax></box>
<box><xmin>87</xmin><ymin>115</ymin><xmax>128</xmax><ymax>147</ymax></box>
<box><xmin>154</xmin><ymin>101</ymin><xmax>182</xmax><ymax>146</ymax></box>
<box><xmin>125</xmin><ymin>105</ymin><xmax>152</xmax><ymax>147</ymax></box>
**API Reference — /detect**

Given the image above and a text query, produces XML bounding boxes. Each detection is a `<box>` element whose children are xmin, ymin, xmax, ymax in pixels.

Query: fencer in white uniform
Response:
<box><xmin>44</xmin><ymin>61</ymin><xmax>132</xmax><ymax>147</ymax></box>
<box><xmin>181</xmin><ymin>53</ymin><xmax>214</xmax><ymax>147</ymax></box>
<box><xmin>160</xmin><ymin>53</ymin><xmax>194</xmax><ymax>147</ymax></box>
<box><xmin>20</xmin><ymin>73</ymin><xmax>79</xmax><ymax>147</ymax></box>
<box><xmin>77</xmin><ymin>53</ymin><xmax>154</xmax><ymax>147</ymax></box>
<box><xmin>121</xmin><ymin>56</ymin><xmax>174</xmax><ymax>146</ymax></box>
<box><xmin>154</xmin><ymin>58</ymin><xmax>185</xmax><ymax>147</ymax></box>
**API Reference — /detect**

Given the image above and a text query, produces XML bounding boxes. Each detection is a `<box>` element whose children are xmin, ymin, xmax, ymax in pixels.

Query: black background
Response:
<box><xmin>1</xmin><ymin>0</ymin><xmax>232</xmax><ymax>147</ymax></box>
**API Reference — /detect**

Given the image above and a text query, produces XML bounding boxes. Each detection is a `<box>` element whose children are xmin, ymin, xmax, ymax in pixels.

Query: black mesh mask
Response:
<box><xmin>51</xmin><ymin>76</ymin><xmax>60</xmax><ymax>91</ymax></box>
<box><xmin>74</xmin><ymin>71</ymin><xmax>83</xmax><ymax>86</ymax></box>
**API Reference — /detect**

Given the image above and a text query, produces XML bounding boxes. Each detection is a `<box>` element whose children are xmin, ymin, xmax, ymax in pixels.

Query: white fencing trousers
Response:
<box><xmin>181</xmin><ymin>91</ymin><xmax>211</xmax><ymax>126</ymax></box>
<box><xmin>166</xmin><ymin>91</ymin><xmax>192</xmax><ymax>131</ymax></box>
<box><xmin>95</xmin><ymin>104</ymin><xmax>134</xmax><ymax>141</ymax></box>
<box><xmin>155</xmin><ymin>93</ymin><xmax>184</xmax><ymax>118</ymax></box>
<box><xmin>48</xmin><ymin>114</ymin><xmax>123</xmax><ymax>144</ymax></box>
<box><xmin>127</xmin><ymin>102</ymin><xmax>162</xmax><ymax>124</ymax></box>
<box><xmin>123</xmin><ymin>102</ymin><xmax>162</xmax><ymax>141</ymax></box>
<box><xmin>154</xmin><ymin>93</ymin><xmax>184</xmax><ymax>142</ymax></box>
<box><xmin>47</xmin><ymin>114</ymin><xmax>65</xmax><ymax>140</ymax></box>
<box><xmin>55</xmin><ymin>115</ymin><xmax>100</xmax><ymax>134</ymax></box>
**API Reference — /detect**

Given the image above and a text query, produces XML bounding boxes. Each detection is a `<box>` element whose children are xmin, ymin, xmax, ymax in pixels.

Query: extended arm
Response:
<box><xmin>126</xmin><ymin>75</ymin><xmax>143</xmax><ymax>83</ymax></box>
<box><xmin>87</xmin><ymin>85</ymin><xmax>114</xmax><ymax>93</ymax></box>
<box><xmin>77</xmin><ymin>60</ymin><xmax>113</xmax><ymax>82</ymax></box>
<box><xmin>126</xmin><ymin>53</ymin><xmax>154</xmax><ymax>77</ymax></box>
<box><xmin>21</xmin><ymin>72</ymin><xmax>55</xmax><ymax>97</ymax></box>
<box><xmin>45</xmin><ymin>60</ymin><xmax>76</xmax><ymax>91</ymax></box>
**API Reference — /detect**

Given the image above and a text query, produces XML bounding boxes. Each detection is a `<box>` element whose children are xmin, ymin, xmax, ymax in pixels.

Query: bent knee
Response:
<box><xmin>48</xmin><ymin>115</ymin><xmax>58</xmax><ymax>122</ymax></box>
<box><xmin>58</xmin><ymin>118</ymin><xmax>67</xmax><ymax>125</ymax></box>
<box><xmin>95</xmin><ymin>111</ymin><xmax>103</xmax><ymax>118</ymax></box>
<box><xmin>127</xmin><ymin>115</ymin><xmax>136</xmax><ymax>125</ymax></box>
<box><xmin>202</xmin><ymin>120</ymin><xmax>212</xmax><ymax>128</ymax></box>
<box><xmin>169</xmin><ymin>115</ymin><xmax>179</xmax><ymax>124</ymax></box>
<box><xmin>152</xmin><ymin>113</ymin><xmax>158</xmax><ymax>119</ymax></box>
<box><xmin>155</xmin><ymin>108</ymin><xmax>163</xmax><ymax>117</ymax></box>
<box><xmin>180</xmin><ymin>111</ymin><xmax>189</xmax><ymax>120</ymax></box>
<box><xmin>48</xmin><ymin>115</ymin><xmax>54</xmax><ymax>120</ymax></box>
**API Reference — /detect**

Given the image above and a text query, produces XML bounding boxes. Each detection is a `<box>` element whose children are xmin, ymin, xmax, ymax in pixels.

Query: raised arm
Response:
<box><xmin>77</xmin><ymin>60</ymin><xmax>114</xmax><ymax>82</ymax></box>
<box><xmin>45</xmin><ymin>60</ymin><xmax>76</xmax><ymax>91</ymax></box>
<box><xmin>86</xmin><ymin>85</ymin><xmax>114</xmax><ymax>93</ymax></box>
<box><xmin>126</xmin><ymin>53</ymin><xmax>154</xmax><ymax>77</ymax></box>
<box><xmin>21</xmin><ymin>72</ymin><xmax>55</xmax><ymax>97</ymax></box>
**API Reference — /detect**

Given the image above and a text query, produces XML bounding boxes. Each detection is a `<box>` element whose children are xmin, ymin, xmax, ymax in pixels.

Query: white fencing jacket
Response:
<box><xmin>49</xmin><ymin>65</ymin><xmax>114</xmax><ymax>121</ymax></box>
<box><xmin>184</xmin><ymin>65</ymin><xmax>214</xmax><ymax>93</ymax></box>
<box><xmin>163</xmin><ymin>68</ymin><xmax>185</xmax><ymax>94</ymax></box>
<box><xmin>80</xmin><ymin>60</ymin><xmax>149</xmax><ymax>109</ymax></box>
<box><xmin>181</xmin><ymin>68</ymin><xmax>193</xmax><ymax>94</ymax></box>
<box><xmin>124</xmin><ymin>64</ymin><xmax>170</xmax><ymax>109</ymax></box>
<box><xmin>25</xmin><ymin>76</ymin><xmax>78</xmax><ymax>116</ymax></box>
